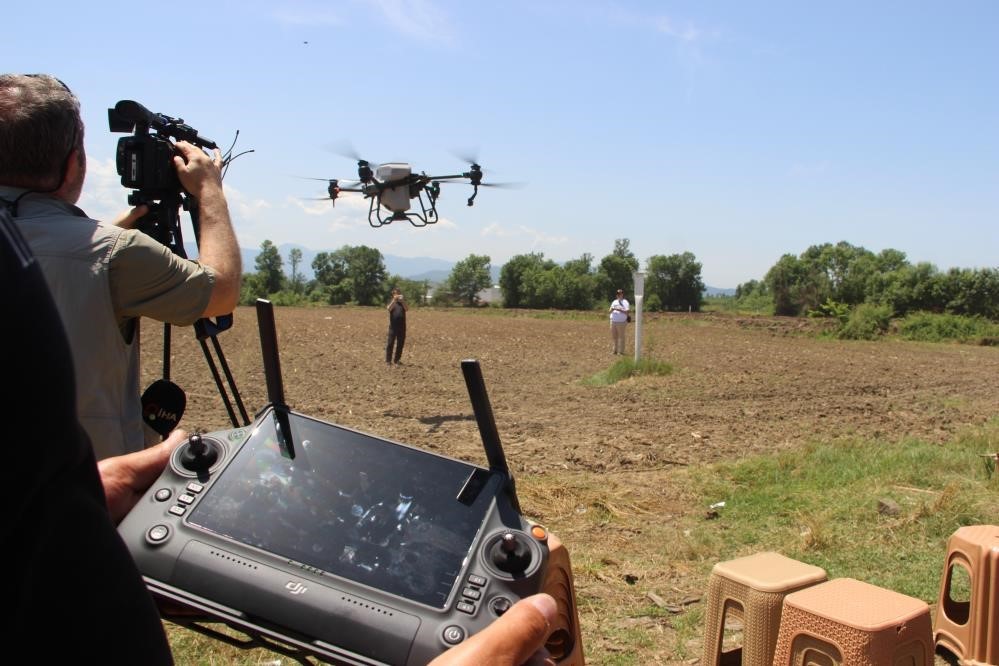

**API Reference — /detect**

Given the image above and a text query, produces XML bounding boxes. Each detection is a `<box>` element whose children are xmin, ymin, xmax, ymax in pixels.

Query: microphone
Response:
<box><xmin>141</xmin><ymin>378</ymin><xmax>187</xmax><ymax>436</ymax></box>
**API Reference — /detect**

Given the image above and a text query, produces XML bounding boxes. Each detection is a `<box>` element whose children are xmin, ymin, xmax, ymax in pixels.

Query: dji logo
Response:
<box><xmin>285</xmin><ymin>581</ymin><xmax>308</xmax><ymax>596</ymax></box>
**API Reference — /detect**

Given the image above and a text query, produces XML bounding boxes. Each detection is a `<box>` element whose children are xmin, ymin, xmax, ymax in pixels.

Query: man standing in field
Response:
<box><xmin>609</xmin><ymin>288</ymin><xmax>630</xmax><ymax>355</ymax></box>
<box><xmin>0</xmin><ymin>73</ymin><xmax>241</xmax><ymax>460</ymax></box>
<box><xmin>386</xmin><ymin>287</ymin><xmax>408</xmax><ymax>365</ymax></box>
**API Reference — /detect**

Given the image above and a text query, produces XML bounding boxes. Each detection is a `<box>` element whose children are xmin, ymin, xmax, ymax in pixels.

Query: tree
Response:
<box><xmin>500</xmin><ymin>253</ymin><xmax>554</xmax><ymax>308</ymax></box>
<box><xmin>344</xmin><ymin>245</ymin><xmax>387</xmax><ymax>305</ymax></box>
<box><xmin>595</xmin><ymin>239</ymin><xmax>640</xmax><ymax>301</ymax></box>
<box><xmin>645</xmin><ymin>252</ymin><xmax>705</xmax><ymax>312</ymax></box>
<box><xmin>447</xmin><ymin>254</ymin><xmax>492</xmax><ymax>306</ymax></box>
<box><xmin>309</xmin><ymin>245</ymin><xmax>386</xmax><ymax>305</ymax></box>
<box><xmin>311</xmin><ymin>249</ymin><xmax>351</xmax><ymax>304</ymax></box>
<box><xmin>288</xmin><ymin>247</ymin><xmax>304</xmax><ymax>294</ymax></box>
<box><xmin>254</xmin><ymin>240</ymin><xmax>284</xmax><ymax>294</ymax></box>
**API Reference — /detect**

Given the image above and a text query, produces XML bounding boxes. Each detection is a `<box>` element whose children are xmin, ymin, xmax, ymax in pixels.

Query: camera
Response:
<box><xmin>108</xmin><ymin>100</ymin><xmax>217</xmax><ymax>201</ymax></box>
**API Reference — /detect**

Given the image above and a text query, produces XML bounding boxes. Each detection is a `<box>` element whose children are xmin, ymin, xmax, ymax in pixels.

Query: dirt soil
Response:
<box><xmin>150</xmin><ymin>307</ymin><xmax>999</xmax><ymax>474</ymax></box>
<box><xmin>143</xmin><ymin>307</ymin><xmax>999</xmax><ymax>664</ymax></box>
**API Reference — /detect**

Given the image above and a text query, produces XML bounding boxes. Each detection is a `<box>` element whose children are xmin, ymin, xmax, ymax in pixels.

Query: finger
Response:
<box><xmin>128</xmin><ymin>429</ymin><xmax>186</xmax><ymax>489</ymax></box>
<box><xmin>430</xmin><ymin>594</ymin><xmax>556</xmax><ymax>665</ymax></box>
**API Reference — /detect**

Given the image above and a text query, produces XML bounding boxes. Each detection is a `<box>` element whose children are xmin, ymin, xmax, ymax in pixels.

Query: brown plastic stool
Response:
<box><xmin>772</xmin><ymin>577</ymin><xmax>933</xmax><ymax>665</ymax></box>
<box><xmin>700</xmin><ymin>551</ymin><xmax>827</xmax><ymax>665</ymax></box>
<box><xmin>933</xmin><ymin>524</ymin><xmax>999</xmax><ymax>666</ymax></box>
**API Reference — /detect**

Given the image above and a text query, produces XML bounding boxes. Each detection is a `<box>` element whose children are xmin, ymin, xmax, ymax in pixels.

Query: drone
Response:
<box><xmin>305</xmin><ymin>157</ymin><xmax>512</xmax><ymax>228</ymax></box>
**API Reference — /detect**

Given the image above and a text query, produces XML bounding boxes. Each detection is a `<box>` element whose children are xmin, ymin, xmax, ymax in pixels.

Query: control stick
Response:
<box><xmin>489</xmin><ymin>532</ymin><xmax>533</xmax><ymax>575</ymax></box>
<box><xmin>179</xmin><ymin>433</ymin><xmax>219</xmax><ymax>472</ymax></box>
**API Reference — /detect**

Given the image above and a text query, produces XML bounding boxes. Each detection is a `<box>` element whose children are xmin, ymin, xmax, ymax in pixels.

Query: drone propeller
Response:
<box><xmin>295</xmin><ymin>176</ymin><xmax>362</xmax><ymax>185</ymax></box>
<box><xmin>435</xmin><ymin>179</ymin><xmax>523</xmax><ymax>189</ymax></box>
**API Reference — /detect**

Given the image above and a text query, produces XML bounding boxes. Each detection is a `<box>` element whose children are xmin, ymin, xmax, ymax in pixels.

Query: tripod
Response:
<box><xmin>136</xmin><ymin>191</ymin><xmax>249</xmax><ymax>434</ymax></box>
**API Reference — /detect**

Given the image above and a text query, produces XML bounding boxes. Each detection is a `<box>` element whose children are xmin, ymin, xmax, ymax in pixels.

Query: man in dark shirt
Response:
<box><xmin>3</xmin><ymin>207</ymin><xmax>176</xmax><ymax>663</ymax></box>
<box><xmin>386</xmin><ymin>287</ymin><xmax>409</xmax><ymax>365</ymax></box>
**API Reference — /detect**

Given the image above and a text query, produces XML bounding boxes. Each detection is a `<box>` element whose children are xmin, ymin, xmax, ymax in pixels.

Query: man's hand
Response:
<box><xmin>111</xmin><ymin>204</ymin><xmax>149</xmax><ymax>229</ymax></box>
<box><xmin>172</xmin><ymin>141</ymin><xmax>224</xmax><ymax>200</ymax></box>
<box><xmin>170</xmin><ymin>140</ymin><xmax>241</xmax><ymax>317</ymax></box>
<box><xmin>428</xmin><ymin>594</ymin><xmax>557</xmax><ymax>666</ymax></box>
<box><xmin>97</xmin><ymin>429</ymin><xmax>186</xmax><ymax>524</ymax></box>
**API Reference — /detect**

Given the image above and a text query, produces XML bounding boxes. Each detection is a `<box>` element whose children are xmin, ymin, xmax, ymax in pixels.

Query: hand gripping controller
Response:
<box><xmin>116</xmin><ymin>300</ymin><xmax>584</xmax><ymax>665</ymax></box>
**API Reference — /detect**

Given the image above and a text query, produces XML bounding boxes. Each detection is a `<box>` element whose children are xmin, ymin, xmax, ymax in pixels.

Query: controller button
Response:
<box><xmin>442</xmin><ymin>625</ymin><xmax>465</xmax><ymax>645</ymax></box>
<box><xmin>489</xmin><ymin>597</ymin><xmax>513</xmax><ymax>616</ymax></box>
<box><xmin>467</xmin><ymin>574</ymin><xmax>487</xmax><ymax>587</ymax></box>
<box><xmin>186</xmin><ymin>482</ymin><xmax>204</xmax><ymax>494</ymax></box>
<box><xmin>168</xmin><ymin>505</ymin><xmax>187</xmax><ymax>516</ymax></box>
<box><xmin>462</xmin><ymin>587</ymin><xmax>482</xmax><ymax>601</ymax></box>
<box><xmin>146</xmin><ymin>524</ymin><xmax>170</xmax><ymax>544</ymax></box>
<box><xmin>531</xmin><ymin>525</ymin><xmax>547</xmax><ymax>540</ymax></box>
<box><xmin>154</xmin><ymin>488</ymin><xmax>172</xmax><ymax>502</ymax></box>
<box><xmin>177</xmin><ymin>493</ymin><xmax>196</xmax><ymax>505</ymax></box>
<box><xmin>456</xmin><ymin>601</ymin><xmax>475</xmax><ymax>614</ymax></box>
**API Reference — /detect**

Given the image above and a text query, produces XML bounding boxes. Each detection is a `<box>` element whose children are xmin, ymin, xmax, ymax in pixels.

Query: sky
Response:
<box><xmin>3</xmin><ymin>1</ymin><xmax>997</xmax><ymax>288</ymax></box>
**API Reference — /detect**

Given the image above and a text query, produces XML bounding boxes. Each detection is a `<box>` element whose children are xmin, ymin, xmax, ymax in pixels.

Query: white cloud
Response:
<box><xmin>224</xmin><ymin>184</ymin><xmax>272</xmax><ymax>221</ymax></box>
<box><xmin>369</xmin><ymin>0</ymin><xmax>455</xmax><ymax>43</ymax></box>
<box><xmin>77</xmin><ymin>157</ymin><xmax>130</xmax><ymax>222</ymax></box>
<box><xmin>654</xmin><ymin>17</ymin><xmax>707</xmax><ymax>43</ymax></box>
<box><xmin>481</xmin><ymin>222</ymin><xmax>568</xmax><ymax>249</ymax></box>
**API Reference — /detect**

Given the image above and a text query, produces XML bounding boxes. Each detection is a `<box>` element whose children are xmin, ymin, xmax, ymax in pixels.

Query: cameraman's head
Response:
<box><xmin>0</xmin><ymin>74</ymin><xmax>86</xmax><ymax>202</ymax></box>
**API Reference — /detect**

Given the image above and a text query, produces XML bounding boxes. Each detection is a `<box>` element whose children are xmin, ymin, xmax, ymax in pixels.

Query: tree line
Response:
<box><xmin>735</xmin><ymin>241</ymin><xmax>999</xmax><ymax>320</ymax></box>
<box><xmin>239</xmin><ymin>238</ymin><xmax>998</xmax><ymax>321</ymax></box>
<box><xmin>239</xmin><ymin>238</ymin><xmax>708</xmax><ymax>312</ymax></box>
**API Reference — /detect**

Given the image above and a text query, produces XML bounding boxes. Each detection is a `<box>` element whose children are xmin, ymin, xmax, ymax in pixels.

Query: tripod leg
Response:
<box><xmin>199</xmin><ymin>338</ymin><xmax>240</xmax><ymax>428</ymax></box>
<box><xmin>209</xmin><ymin>335</ymin><xmax>250</xmax><ymax>426</ymax></box>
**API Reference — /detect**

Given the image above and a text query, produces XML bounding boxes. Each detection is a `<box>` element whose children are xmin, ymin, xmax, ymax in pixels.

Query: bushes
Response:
<box><xmin>835</xmin><ymin>303</ymin><xmax>893</xmax><ymax>340</ymax></box>
<box><xmin>898</xmin><ymin>312</ymin><xmax>999</xmax><ymax>344</ymax></box>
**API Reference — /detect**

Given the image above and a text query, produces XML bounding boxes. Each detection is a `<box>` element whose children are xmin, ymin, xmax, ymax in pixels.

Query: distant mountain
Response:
<box><xmin>704</xmin><ymin>286</ymin><xmax>737</xmax><ymax>297</ymax></box>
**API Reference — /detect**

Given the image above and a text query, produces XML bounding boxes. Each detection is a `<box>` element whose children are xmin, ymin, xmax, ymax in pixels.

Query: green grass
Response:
<box><xmin>582</xmin><ymin>357</ymin><xmax>674</xmax><ymax>386</ymax></box>
<box><xmin>690</xmin><ymin>420</ymin><xmax>999</xmax><ymax>601</ymax></box>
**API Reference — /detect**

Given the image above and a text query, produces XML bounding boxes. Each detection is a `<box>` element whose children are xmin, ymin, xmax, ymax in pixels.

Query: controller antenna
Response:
<box><xmin>461</xmin><ymin>359</ymin><xmax>520</xmax><ymax>512</ymax></box>
<box><xmin>256</xmin><ymin>299</ymin><xmax>295</xmax><ymax>459</ymax></box>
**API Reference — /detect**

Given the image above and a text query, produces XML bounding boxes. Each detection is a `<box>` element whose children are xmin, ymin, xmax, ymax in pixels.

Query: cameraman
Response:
<box><xmin>0</xmin><ymin>73</ymin><xmax>241</xmax><ymax>460</ymax></box>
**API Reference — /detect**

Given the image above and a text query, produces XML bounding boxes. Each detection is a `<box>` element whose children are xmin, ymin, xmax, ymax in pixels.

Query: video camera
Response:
<box><xmin>108</xmin><ymin>99</ymin><xmax>217</xmax><ymax>201</ymax></box>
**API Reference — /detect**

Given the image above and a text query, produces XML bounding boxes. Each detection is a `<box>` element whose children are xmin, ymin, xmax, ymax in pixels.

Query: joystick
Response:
<box><xmin>489</xmin><ymin>532</ymin><xmax>533</xmax><ymax>575</ymax></box>
<box><xmin>179</xmin><ymin>433</ymin><xmax>220</xmax><ymax>472</ymax></box>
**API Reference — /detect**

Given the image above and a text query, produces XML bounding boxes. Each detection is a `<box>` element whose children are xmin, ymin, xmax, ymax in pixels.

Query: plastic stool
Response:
<box><xmin>933</xmin><ymin>524</ymin><xmax>999</xmax><ymax>666</ymax></box>
<box><xmin>700</xmin><ymin>551</ymin><xmax>827</xmax><ymax>665</ymax></box>
<box><xmin>772</xmin><ymin>577</ymin><xmax>933</xmax><ymax>665</ymax></box>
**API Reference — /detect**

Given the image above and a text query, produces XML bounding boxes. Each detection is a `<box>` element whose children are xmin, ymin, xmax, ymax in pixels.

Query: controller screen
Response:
<box><xmin>186</xmin><ymin>411</ymin><xmax>497</xmax><ymax>609</ymax></box>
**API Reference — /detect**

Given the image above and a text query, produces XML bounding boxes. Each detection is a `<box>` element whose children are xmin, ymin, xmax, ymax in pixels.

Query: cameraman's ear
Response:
<box><xmin>113</xmin><ymin>204</ymin><xmax>150</xmax><ymax>229</ymax></box>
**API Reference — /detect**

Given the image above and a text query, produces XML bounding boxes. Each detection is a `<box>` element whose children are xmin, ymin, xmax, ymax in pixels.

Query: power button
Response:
<box><xmin>442</xmin><ymin>625</ymin><xmax>465</xmax><ymax>645</ymax></box>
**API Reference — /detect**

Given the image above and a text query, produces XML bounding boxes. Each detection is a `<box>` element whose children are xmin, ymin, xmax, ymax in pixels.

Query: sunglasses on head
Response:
<box><xmin>23</xmin><ymin>73</ymin><xmax>73</xmax><ymax>95</ymax></box>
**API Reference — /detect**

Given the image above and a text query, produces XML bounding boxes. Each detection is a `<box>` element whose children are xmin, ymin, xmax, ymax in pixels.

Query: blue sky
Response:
<box><xmin>4</xmin><ymin>1</ymin><xmax>996</xmax><ymax>287</ymax></box>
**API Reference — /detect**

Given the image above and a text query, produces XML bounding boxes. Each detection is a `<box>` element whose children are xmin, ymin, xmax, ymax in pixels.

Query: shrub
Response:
<box><xmin>898</xmin><ymin>312</ymin><xmax>999</xmax><ymax>344</ymax></box>
<box><xmin>836</xmin><ymin>303</ymin><xmax>892</xmax><ymax>340</ymax></box>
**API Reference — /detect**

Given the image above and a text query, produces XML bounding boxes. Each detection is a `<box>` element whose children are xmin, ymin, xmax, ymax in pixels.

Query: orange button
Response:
<box><xmin>531</xmin><ymin>525</ymin><xmax>547</xmax><ymax>540</ymax></box>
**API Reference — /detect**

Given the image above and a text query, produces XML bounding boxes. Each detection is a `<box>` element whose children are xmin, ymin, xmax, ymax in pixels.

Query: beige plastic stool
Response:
<box><xmin>772</xmin><ymin>577</ymin><xmax>933</xmax><ymax>665</ymax></box>
<box><xmin>933</xmin><ymin>524</ymin><xmax>999</xmax><ymax>666</ymax></box>
<box><xmin>700</xmin><ymin>551</ymin><xmax>827</xmax><ymax>665</ymax></box>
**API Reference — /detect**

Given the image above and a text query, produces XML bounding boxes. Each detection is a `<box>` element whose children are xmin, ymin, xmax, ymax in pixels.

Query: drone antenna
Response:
<box><xmin>255</xmin><ymin>299</ymin><xmax>295</xmax><ymax>459</ymax></box>
<box><xmin>460</xmin><ymin>359</ymin><xmax>520</xmax><ymax>512</ymax></box>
